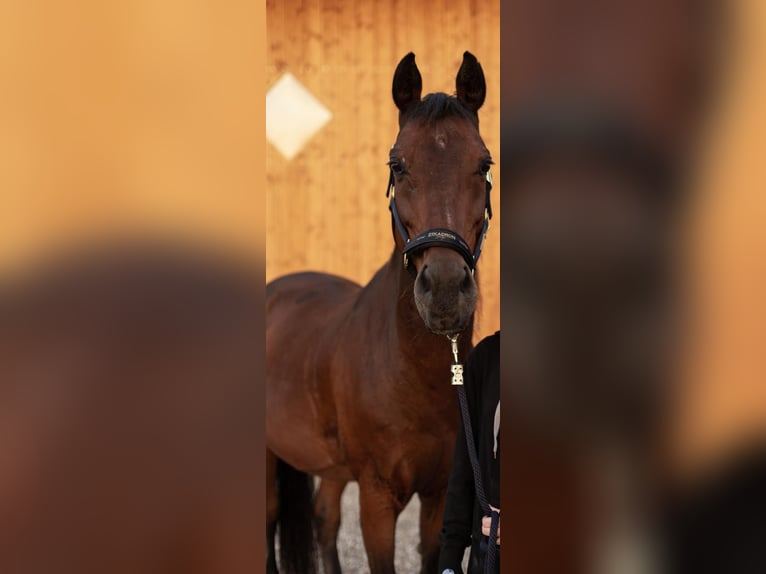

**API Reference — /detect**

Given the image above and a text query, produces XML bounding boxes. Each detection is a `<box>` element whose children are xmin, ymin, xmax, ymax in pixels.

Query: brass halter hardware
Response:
<box><xmin>449</xmin><ymin>334</ymin><xmax>464</xmax><ymax>386</ymax></box>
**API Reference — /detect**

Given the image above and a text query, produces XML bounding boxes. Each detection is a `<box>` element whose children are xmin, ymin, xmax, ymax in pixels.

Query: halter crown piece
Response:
<box><xmin>386</xmin><ymin>166</ymin><xmax>493</xmax><ymax>274</ymax></box>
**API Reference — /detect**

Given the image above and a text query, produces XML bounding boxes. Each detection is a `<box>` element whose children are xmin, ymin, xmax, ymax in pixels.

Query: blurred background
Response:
<box><xmin>496</xmin><ymin>0</ymin><xmax>765</xmax><ymax>570</ymax></box>
<box><xmin>657</xmin><ymin>0</ymin><xmax>766</xmax><ymax>479</ymax></box>
<box><xmin>0</xmin><ymin>2</ymin><xmax>265</xmax><ymax>573</ymax></box>
<box><xmin>0</xmin><ymin>1</ymin><xmax>264</xmax><ymax>276</ymax></box>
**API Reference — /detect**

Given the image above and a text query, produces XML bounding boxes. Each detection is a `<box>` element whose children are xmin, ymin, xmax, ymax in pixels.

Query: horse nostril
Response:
<box><xmin>419</xmin><ymin>265</ymin><xmax>432</xmax><ymax>294</ymax></box>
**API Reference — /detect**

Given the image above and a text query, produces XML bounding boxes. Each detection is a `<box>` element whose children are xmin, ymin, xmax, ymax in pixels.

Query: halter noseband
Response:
<box><xmin>386</xmin><ymin>168</ymin><xmax>493</xmax><ymax>273</ymax></box>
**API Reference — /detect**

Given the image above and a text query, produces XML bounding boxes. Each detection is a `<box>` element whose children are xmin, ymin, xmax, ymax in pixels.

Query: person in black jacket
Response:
<box><xmin>439</xmin><ymin>332</ymin><xmax>500</xmax><ymax>574</ymax></box>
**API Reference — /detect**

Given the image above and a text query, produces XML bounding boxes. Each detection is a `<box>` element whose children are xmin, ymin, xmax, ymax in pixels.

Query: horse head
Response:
<box><xmin>388</xmin><ymin>51</ymin><xmax>492</xmax><ymax>336</ymax></box>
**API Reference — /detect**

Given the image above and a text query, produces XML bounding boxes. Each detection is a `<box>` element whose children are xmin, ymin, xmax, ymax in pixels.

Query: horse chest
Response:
<box><xmin>340</xmin><ymin>397</ymin><xmax>457</xmax><ymax>483</ymax></box>
<box><xmin>339</xmin><ymin>383</ymin><xmax>456</xmax><ymax>444</ymax></box>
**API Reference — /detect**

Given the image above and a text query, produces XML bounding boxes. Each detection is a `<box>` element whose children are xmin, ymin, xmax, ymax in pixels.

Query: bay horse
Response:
<box><xmin>266</xmin><ymin>52</ymin><xmax>493</xmax><ymax>574</ymax></box>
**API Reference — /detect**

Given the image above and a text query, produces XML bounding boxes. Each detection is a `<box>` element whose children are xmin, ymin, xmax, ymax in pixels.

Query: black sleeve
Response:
<box><xmin>438</xmin><ymin>350</ymin><xmax>481</xmax><ymax>573</ymax></box>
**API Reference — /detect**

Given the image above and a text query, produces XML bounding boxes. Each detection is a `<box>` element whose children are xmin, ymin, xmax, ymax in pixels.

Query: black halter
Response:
<box><xmin>386</xmin><ymin>168</ymin><xmax>493</xmax><ymax>273</ymax></box>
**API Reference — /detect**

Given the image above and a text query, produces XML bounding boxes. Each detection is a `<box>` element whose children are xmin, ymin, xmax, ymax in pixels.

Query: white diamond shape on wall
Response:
<box><xmin>266</xmin><ymin>73</ymin><xmax>332</xmax><ymax>160</ymax></box>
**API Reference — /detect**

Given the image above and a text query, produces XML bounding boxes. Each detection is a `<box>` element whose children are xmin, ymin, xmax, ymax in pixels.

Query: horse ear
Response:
<box><xmin>456</xmin><ymin>51</ymin><xmax>486</xmax><ymax>112</ymax></box>
<box><xmin>392</xmin><ymin>52</ymin><xmax>422</xmax><ymax>118</ymax></box>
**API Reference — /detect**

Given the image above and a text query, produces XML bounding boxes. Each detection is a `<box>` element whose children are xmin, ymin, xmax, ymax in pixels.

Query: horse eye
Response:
<box><xmin>388</xmin><ymin>160</ymin><xmax>404</xmax><ymax>175</ymax></box>
<box><xmin>479</xmin><ymin>160</ymin><xmax>493</xmax><ymax>175</ymax></box>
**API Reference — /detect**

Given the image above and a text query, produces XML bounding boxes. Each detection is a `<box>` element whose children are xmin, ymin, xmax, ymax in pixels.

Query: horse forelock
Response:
<box><xmin>404</xmin><ymin>92</ymin><xmax>479</xmax><ymax>128</ymax></box>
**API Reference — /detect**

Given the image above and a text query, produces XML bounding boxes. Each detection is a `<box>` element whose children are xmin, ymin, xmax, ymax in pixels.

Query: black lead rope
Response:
<box><xmin>450</xmin><ymin>335</ymin><xmax>499</xmax><ymax>574</ymax></box>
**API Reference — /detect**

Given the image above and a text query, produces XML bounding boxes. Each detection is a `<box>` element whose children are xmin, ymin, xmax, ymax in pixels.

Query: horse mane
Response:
<box><xmin>406</xmin><ymin>92</ymin><xmax>478</xmax><ymax>126</ymax></box>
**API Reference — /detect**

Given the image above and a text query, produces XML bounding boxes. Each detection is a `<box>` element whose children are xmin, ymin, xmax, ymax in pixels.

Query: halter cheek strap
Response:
<box><xmin>387</xmin><ymin>169</ymin><xmax>493</xmax><ymax>272</ymax></box>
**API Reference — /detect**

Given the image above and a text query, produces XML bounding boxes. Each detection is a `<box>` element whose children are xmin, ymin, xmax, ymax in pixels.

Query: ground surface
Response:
<box><xmin>329</xmin><ymin>481</ymin><xmax>469</xmax><ymax>574</ymax></box>
<box><xmin>331</xmin><ymin>482</ymin><xmax>421</xmax><ymax>573</ymax></box>
<box><xmin>277</xmin><ymin>480</ymin><xmax>468</xmax><ymax>573</ymax></box>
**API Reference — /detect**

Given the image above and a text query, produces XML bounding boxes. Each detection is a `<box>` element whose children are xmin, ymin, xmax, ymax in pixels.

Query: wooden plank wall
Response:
<box><xmin>266</xmin><ymin>0</ymin><xmax>501</xmax><ymax>340</ymax></box>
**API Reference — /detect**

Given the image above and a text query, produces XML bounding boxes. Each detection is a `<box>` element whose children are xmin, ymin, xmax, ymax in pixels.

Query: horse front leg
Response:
<box><xmin>314</xmin><ymin>478</ymin><xmax>347</xmax><ymax>574</ymax></box>
<box><xmin>418</xmin><ymin>491</ymin><xmax>447</xmax><ymax>574</ymax></box>
<box><xmin>358</xmin><ymin>476</ymin><xmax>401</xmax><ymax>574</ymax></box>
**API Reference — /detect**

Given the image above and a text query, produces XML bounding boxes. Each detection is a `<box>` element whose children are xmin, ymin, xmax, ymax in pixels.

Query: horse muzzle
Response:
<box><xmin>413</xmin><ymin>251</ymin><xmax>478</xmax><ymax>335</ymax></box>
